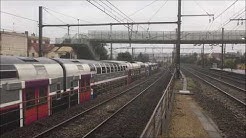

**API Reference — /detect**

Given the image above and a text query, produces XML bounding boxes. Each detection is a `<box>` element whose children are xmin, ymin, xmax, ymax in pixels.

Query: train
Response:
<box><xmin>0</xmin><ymin>56</ymin><xmax>159</xmax><ymax>133</ymax></box>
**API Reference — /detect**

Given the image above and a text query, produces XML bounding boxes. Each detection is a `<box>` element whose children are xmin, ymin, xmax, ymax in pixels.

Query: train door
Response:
<box><xmin>85</xmin><ymin>74</ymin><xmax>91</xmax><ymax>101</ymax></box>
<box><xmin>23</xmin><ymin>86</ymin><xmax>48</xmax><ymax>125</ymax></box>
<box><xmin>79</xmin><ymin>76</ymin><xmax>86</xmax><ymax>103</ymax></box>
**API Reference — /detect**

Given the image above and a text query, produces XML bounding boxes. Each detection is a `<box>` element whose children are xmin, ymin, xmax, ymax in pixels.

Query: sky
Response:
<box><xmin>1</xmin><ymin>0</ymin><xmax>246</xmax><ymax>56</ymax></box>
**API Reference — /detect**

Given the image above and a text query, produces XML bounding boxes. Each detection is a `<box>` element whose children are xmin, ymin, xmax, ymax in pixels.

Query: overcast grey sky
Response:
<box><xmin>1</xmin><ymin>0</ymin><xmax>245</xmax><ymax>55</ymax></box>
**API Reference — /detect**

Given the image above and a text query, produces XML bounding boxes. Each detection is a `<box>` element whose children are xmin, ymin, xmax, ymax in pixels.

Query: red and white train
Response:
<box><xmin>0</xmin><ymin>56</ymin><xmax>158</xmax><ymax>133</ymax></box>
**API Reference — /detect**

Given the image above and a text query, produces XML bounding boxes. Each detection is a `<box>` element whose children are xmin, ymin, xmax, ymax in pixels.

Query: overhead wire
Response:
<box><xmin>220</xmin><ymin>8</ymin><xmax>245</xmax><ymax>29</ymax></box>
<box><xmin>194</xmin><ymin>0</ymin><xmax>210</xmax><ymax>16</ymax></box>
<box><xmin>121</xmin><ymin>0</ymin><xmax>159</xmax><ymax>20</ymax></box>
<box><xmin>207</xmin><ymin>0</ymin><xmax>239</xmax><ymax>31</ymax></box>
<box><xmin>148</xmin><ymin>0</ymin><xmax>169</xmax><ymax>22</ymax></box>
<box><xmin>43</xmin><ymin>7</ymin><xmax>93</xmax><ymax>23</ymax></box>
<box><xmin>100</xmin><ymin>0</ymin><xmax>131</xmax><ymax>22</ymax></box>
<box><xmin>2</xmin><ymin>9</ymin><xmax>78</xmax><ymax>34</ymax></box>
<box><xmin>43</xmin><ymin>8</ymin><xmax>67</xmax><ymax>24</ymax></box>
<box><xmin>103</xmin><ymin>0</ymin><xmax>148</xmax><ymax>31</ymax></box>
<box><xmin>1</xmin><ymin>11</ymin><xmax>38</xmax><ymax>22</ymax></box>
<box><xmin>86</xmin><ymin>0</ymin><xmax>135</xmax><ymax>32</ymax></box>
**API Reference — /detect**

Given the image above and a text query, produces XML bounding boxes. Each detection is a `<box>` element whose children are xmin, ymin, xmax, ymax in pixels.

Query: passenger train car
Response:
<box><xmin>0</xmin><ymin>56</ymin><xmax>159</xmax><ymax>133</ymax></box>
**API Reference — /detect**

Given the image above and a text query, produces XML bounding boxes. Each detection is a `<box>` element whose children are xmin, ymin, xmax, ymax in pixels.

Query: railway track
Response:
<box><xmin>190</xmin><ymin>65</ymin><xmax>245</xmax><ymax>88</ymax></box>
<box><xmin>33</xmin><ymin>70</ymin><xmax>169</xmax><ymax>138</ymax></box>
<box><xmin>182</xmin><ymin>66</ymin><xmax>246</xmax><ymax>107</ymax></box>
<box><xmin>209</xmin><ymin>68</ymin><xmax>245</xmax><ymax>82</ymax></box>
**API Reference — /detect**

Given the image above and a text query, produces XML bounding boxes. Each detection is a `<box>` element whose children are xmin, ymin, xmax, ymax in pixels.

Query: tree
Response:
<box><xmin>224</xmin><ymin>59</ymin><xmax>237</xmax><ymax>70</ymax></box>
<box><xmin>91</xmin><ymin>42</ymin><xmax>108</xmax><ymax>60</ymax></box>
<box><xmin>74</xmin><ymin>42</ymin><xmax>108</xmax><ymax>60</ymax></box>
<box><xmin>117</xmin><ymin>52</ymin><xmax>132</xmax><ymax>61</ymax></box>
<box><xmin>137</xmin><ymin>52</ymin><xmax>149</xmax><ymax>62</ymax></box>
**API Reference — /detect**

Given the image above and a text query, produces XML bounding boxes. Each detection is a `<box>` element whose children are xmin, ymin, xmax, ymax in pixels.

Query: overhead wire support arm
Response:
<box><xmin>42</xmin><ymin>21</ymin><xmax>178</xmax><ymax>27</ymax></box>
<box><xmin>230</xmin><ymin>18</ymin><xmax>246</xmax><ymax>21</ymax></box>
<box><xmin>181</xmin><ymin>14</ymin><xmax>214</xmax><ymax>17</ymax></box>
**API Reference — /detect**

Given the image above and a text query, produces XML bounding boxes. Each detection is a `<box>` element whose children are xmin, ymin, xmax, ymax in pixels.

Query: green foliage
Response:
<box><xmin>74</xmin><ymin>42</ymin><xmax>108</xmax><ymax>60</ymax></box>
<box><xmin>224</xmin><ymin>59</ymin><xmax>237</xmax><ymax>69</ymax></box>
<box><xmin>117</xmin><ymin>52</ymin><xmax>132</xmax><ymax>62</ymax></box>
<box><xmin>136</xmin><ymin>52</ymin><xmax>149</xmax><ymax>62</ymax></box>
<box><xmin>91</xmin><ymin>42</ymin><xmax>108</xmax><ymax>60</ymax></box>
<box><xmin>180</xmin><ymin>53</ymin><xmax>198</xmax><ymax>64</ymax></box>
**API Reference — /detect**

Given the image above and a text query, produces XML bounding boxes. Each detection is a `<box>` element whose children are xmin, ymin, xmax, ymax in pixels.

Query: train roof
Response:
<box><xmin>0</xmin><ymin>56</ymin><xmax>58</xmax><ymax>64</ymax></box>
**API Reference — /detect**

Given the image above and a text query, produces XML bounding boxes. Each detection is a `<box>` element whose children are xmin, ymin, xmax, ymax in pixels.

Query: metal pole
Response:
<box><xmin>202</xmin><ymin>43</ymin><xmax>205</xmax><ymax>68</ymax></box>
<box><xmin>176</xmin><ymin>0</ymin><xmax>181</xmax><ymax>78</ymax></box>
<box><xmin>77</xmin><ymin>19</ymin><xmax>80</xmax><ymax>37</ymax></box>
<box><xmin>221</xmin><ymin>28</ymin><xmax>224</xmax><ymax>69</ymax></box>
<box><xmin>38</xmin><ymin>6</ymin><xmax>43</xmax><ymax>57</ymax></box>
<box><xmin>110</xmin><ymin>24</ymin><xmax>113</xmax><ymax>60</ymax></box>
<box><xmin>68</xmin><ymin>26</ymin><xmax>70</xmax><ymax>37</ymax></box>
<box><xmin>132</xmin><ymin>47</ymin><xmax>134</xmax><ymax>59</ymax></box>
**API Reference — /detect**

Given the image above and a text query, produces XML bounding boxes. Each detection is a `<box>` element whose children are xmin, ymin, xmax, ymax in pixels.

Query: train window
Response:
<box><xmin>39</xmin><ymin>87</ymin><xmax>47</xmax><ymax>104</ymax></box>
<box><xmin>89</xmin><ymin>64</ymin><xmax>96</xmax><ymax>72</ymax></box>
<box><xmin>25</xmin><ymin>88</ymin><xmax>36</xmax><ymax>109</ymax></box>
<box><xmin>97</xmin><ymin>67</ymin><xmax>101</xmax><ymax>74</ymax></box>
<box><xmin>117</xmin><ymin>65</ymin><xmax>121</xmax><ymax>71</ymax></box>
<box><xmin>114</xmin><ymin>65</ymin><xmax>118</xmax><ymax>72</ymax></box>
<box><xmin>34</xmin><ymin>65</ymin><xmax>47</xmax><ymax>75</ymax></box>
<box><xmin>77</xmin><ymin>65</ymin><xmax>84</xmax><ymax>70</ymax></box>
<box><xmin>123</xmin><ymin>66</ymin><xmax>126</xmax><ymax>71</ymax></box>
<box><xmin>106</xmin><ymin>67</ymin><xmax>110</xmax><ymax>73</ymax></box>
<box><xmin>71</xmin><ymin>81</ymin><xmax>74</xmax><ymax>87</ymax></box>
<box><xmin>120</xmin><ymin>66</ymin><xmax>123</xmax><ymax>71</ymax></box>
<box><xmin>57</xmin><ymin>83</ymin><xmax>61</xmax><ymax>90</ymax></box>
<box><xmin>0</xmin><ymin>70</ymin><xmax>18</xmax><ymax>79</ymax></box>
<box><xmin>111</xmin><ymin>66</ymin><xmax>114</xmax><ymax>72</ymax></box>
<box><xmin>0</xmin><ymin>65</ymin><xmax>16</xmax><ymax>70</ymax></box>
<box><xmin>102</xmin><ymin>67</ymin><xmax>106</xmax><ymax>73</ymax></box>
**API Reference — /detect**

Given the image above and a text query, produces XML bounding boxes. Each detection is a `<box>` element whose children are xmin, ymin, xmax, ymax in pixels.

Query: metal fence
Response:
<box><xmin>54</xmin><ymin>30</ymin><xmax>245</xmax><ymax>44</ymax></box>
<box><xmin>88</xmin><ymin>30</ymin><xmax>245</xmax><ymax>42</ymax></box>
<box><xmin>140</xmin><ymin>70</ymin><xmax>176</xmax><ymax>138</ymax></box>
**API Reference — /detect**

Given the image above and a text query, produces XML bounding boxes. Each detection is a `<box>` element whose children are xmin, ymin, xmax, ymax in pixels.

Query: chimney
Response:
<box><xmin>25</xmin><ymin>31</ymin><xmax>28</xmax><ymax>36</ymax></box>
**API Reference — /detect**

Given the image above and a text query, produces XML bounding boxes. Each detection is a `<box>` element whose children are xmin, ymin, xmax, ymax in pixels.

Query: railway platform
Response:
<box><xmin>167</xmin><ymin>74</ymin><xmax>222</xmax><ymax>138</ymax></box>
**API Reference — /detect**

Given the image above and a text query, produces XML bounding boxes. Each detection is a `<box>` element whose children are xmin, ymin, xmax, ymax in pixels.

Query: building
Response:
<box><xmin>0</xmin><ymin>31</ymin><xmax>28</xmax><ymax>56</ymax></box>
<box><xmin>27</xmin><ymin>33</ymin><xmax>54</xmax><ymax>57</ymax></box>
<box><xmin>46</xmin><ymin>46</ymin><xmax>77</xmax><ymax>59</ymax></box>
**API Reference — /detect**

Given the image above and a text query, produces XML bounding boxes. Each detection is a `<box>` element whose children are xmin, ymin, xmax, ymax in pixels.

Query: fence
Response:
<box><xmin>88</xmin><ymin>30</ymin><xmax>245</xmax><ymax>42</ymax></box>
<box><xmin>140</xmin><ymin>69</ymin><xmax>176</xmax><ymax>138</ymax></box>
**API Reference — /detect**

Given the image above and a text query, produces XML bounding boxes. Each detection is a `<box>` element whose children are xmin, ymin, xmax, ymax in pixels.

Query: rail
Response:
<box><xmin>140</xmin><ymin>69</ymin><xmax>176</xmax><ymax>138</ymax></box>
